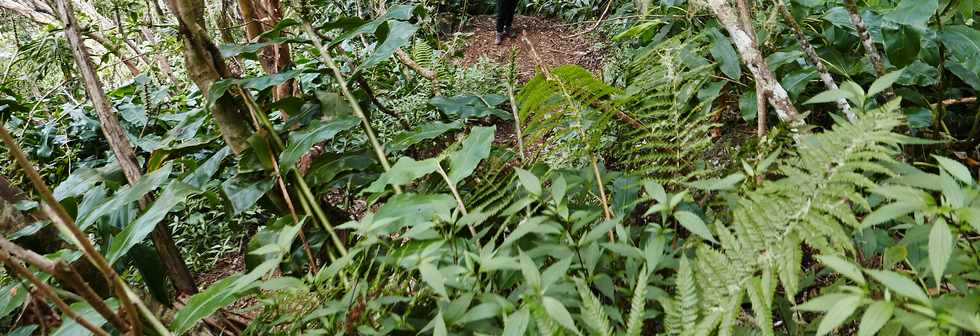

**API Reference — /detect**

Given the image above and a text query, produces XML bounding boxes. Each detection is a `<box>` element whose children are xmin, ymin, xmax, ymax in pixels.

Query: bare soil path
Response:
<box><xmin>457</xmin><ymin>15</ymin><xmax>606</xmax><ymax>82</ymax></box>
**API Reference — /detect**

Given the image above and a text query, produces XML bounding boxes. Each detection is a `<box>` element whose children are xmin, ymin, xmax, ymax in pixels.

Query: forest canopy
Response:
<box><xmin>0</xmin><ymin>0</ymin><xmax>978</xmax><ymax>335</ymax></box>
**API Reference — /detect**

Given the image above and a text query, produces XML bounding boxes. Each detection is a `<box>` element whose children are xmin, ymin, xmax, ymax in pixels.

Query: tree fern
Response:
<box><xmin>613</xmin><ymin>34</ymin><xmax>717</xmax><ymax>186</ymax></box>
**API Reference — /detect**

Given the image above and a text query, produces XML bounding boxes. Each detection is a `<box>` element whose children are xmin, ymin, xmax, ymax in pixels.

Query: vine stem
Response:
<box><xmin>435</xmin><ymin>163</ymin><xmax>478</xmax><ymax>238</ymax></box>
<box><xmin>302</xmin><ymin>21</ymin><xmax>402</xmax><ymax>195</ymax></box>
<box><xmin>505</xmin><ymin>83</ymin><xmax>526</xmax><ymax>161</ymax></box>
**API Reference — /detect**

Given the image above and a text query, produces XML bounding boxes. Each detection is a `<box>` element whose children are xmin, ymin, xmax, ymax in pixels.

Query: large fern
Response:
<box><xmin>671</xmin><ymin>101</ymin><xmax>906</xmax><ymax>334</ymax></box>
<box><xmin>613</xmin><ymin>34</ymin><xmax>717</xmax><ymax>186</ymax></box>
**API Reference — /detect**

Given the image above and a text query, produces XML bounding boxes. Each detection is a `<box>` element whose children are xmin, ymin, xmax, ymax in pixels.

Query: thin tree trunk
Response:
<box><xmin>237</xmin><ymin>0</ymin><xmax>297</xmax><ymax>100</ymax></box>
<box><xmin>57</xmin><ymin>0</ymin><xmax>199</xmax><ymax>297</ymax></box>
<box><xmin>734</xmin><ymin>0</ymin><xmax>768</xmax><ymax>137</ymax></box>
<box><xmin>842</xmin><ymin>0</ymin><xmax>892</xmax><ymax>98</ymax></box>
<box><xmin>707</xmin><ymin>0</ymin><xmax>803</xmax><ymax>127</ymax></box>
<box><xmin>165</xmin><ymin>0</ymin><xmax>254</xmax><ymax>155</ymax></box>
<box><xmin>777</xmin><ymin>0</ymin><xmax>855</xmax><ymax>121</ymax></box>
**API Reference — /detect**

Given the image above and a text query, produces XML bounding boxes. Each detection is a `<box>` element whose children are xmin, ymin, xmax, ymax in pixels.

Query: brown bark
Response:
<box><xmin>778</xmin><ymin>0</ymin><xmax>855</xmax><ymax>121</ymax></box>
<box><xmin>165</xmin><ymin>0</ymin><xmax>254</xmax><ymax>155</ymax></box>
<box><xmin>707</xmin><ymin>0</ymin><xmax>804</xmax><ymax>127</ymax></box>
<box><xmin>237</xmin><ymin>0</ymin><xmax>297</xmax><ymax>101</ymax></box>
<box><xmin>57</xmin><ymin>0</ymin><xmax>199</xmax><ymax>297</ymax></box>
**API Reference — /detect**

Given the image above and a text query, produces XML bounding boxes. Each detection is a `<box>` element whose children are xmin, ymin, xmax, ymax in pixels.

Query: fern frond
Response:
<box><xmin>676</xmin><ymin>256</ymin><xmax>699</xmax><ymax>333</ymax></box>
<box><xmin>575</xmin><ymin>278</ymin><xmax>612</xmax><ymax>336</ymax></box>
<box><xmin>624</xmin><ymin>267</ymin><xmax>649</xmax><ymax>336</ymax></box>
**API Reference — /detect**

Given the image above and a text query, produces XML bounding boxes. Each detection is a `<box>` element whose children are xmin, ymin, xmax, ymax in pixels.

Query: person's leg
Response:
<box><xmin>505</xmin><ymin>0</ymin><xmax>517</xmax><ymax>34</ymax></box>
<box><xmin>496</xmin><ymin>0</ymin><xmax>507</xmax><ymax>33</ymax></box>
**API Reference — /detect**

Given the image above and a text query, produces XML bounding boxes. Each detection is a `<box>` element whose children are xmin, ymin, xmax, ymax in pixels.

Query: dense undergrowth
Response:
<box><xmin>0</xmin><ymin>0</ymin><xmax>978</xmax><ymax>335</ymax></box>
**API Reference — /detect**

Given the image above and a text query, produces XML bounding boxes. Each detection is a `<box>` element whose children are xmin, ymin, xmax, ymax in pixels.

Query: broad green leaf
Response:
<box><xmin>279</xmin><ymin>116</ymin><xmax>360</xmax><ymax>172</ymax></box>
<box><xmin>221</xmin><ymin>174</ymin><xmax>276</xmax><ymax>215</ymax></box>
<box><xmin>858</xmin><ymin>301</ymin><xmax>894</xmax><ymax>336</ymax></box>
<box><xmin>816</xmin><ymin>294</ymin><xmax>861</xmax><ymax>336</ymax></box>
<box><xmin>8</xmin><ymin>326</ymin><xmax>36</xmax><ymax>336</ymax></box>
<box><xmin>644</xmin><ymin>236</ymin><xmax>666</xmax><ymax>271</ymax></box>
<box><xmin>540</xmin><ymin>257</ymin><xmax>572</xmax><ymax>290</ymax></box>
<box><xmin>866</xmin><ymin>270</ymin><xmax>930</xmax><ymax>304</ymax></box>
<box><xmin>502</xmin><ymin>307</ymin><xmax>530</xmax><ymax>336</ymax></box>
<box><xmin>53</xmin><ymin>167</ymin><xmax>107</xmax><ymax>200</ymax></box>
<box><xmin>673</xmin><ymin>211</ymin><xmax>717</xmax><ymax>243</ymax></box>
<box><xmin>956</xmin><ymin>207</ymin><xmax>980</xmax><ymax>233</ymax></box>
<box><xmin>172</xmin><ymin>275</ymin><xmax>243</xmax><ymax>334</ymax></box>
<box><xmin>868</xmin><ymin>68</ymin><xmax>906</xmax><ymax>97</ymax></box>
<box><xmin>816</xmin><ymin>255</ymin><xmax>866</xmax><ymax>286</ymax></box>
<box><xmin>388</xmin><ymin>120</ymin><xmax>463</xmax><ymax>152</ymax></box>
<box><xmin>182</xmin><ymin>147</ymin><xmax>231</xmax><ymax>188</ymax></box>
<box><xmin>883</xmin><ymin>26</ymin><xmax>920</xmax><ymax>67</ymax></box>
<box><xmin>364</xmin><ymin>157</ymin><xmax>440</xmax><ymax>193</ymax></box>
<box><xmin>374</xmin><ymin>193</ymin><xmax>455</xmax><ymax>230</ymax></box>
<box><xmin>928</xmin><ymin>219</ymin><xmax>953</xmax><ymax>285</ymax></box>
<box><xmin>932</xmin><ymin>155</ymin><xmax>973</xmax><ymax>184</ymax></box>
<box><xmin>458</xmin><ymin>302</ymin><xmax>500</xmax><ymax>324</ymax></box>
<box><xmin>804</xmin><ymin>89</ymin><xmax>850</xmax><ymax>105</ymax></box>
<box><xmin>447</xmin><ymin>126</ymin><xmax>495</xmax><ymax>184</ymax></box>
<box><xmin>518</xmin><ymin>250</ymin><xmax>541</xmax><ymax>290</ymax></box>
<box><xmin>707</xmin><ymin>28</ymin><xmax>741</xmax><ymax>80</ymax></box>
<box><xmin>51</xmin><ymin>299</ymin><xmax>118</xmax><ymax>336</ymax></box>
<box><xmin>515</xmin><ymin>168</ymin><xmax>541</xmax><ymax>195</ymax></box>
<box><xmin>240</xmin><ymin>69</ymin><xmax>303</xmax><ymax>92</ymax></box>
<box><xmin>883</xmin><ymin>0</ymin><xmax>938</xmax><ymax>28</ymax></box>
<box><xmin>431</xmin><ymin>95</ymin><xmax>510</xmax><ymax>120</ymax></box>
<box><xmin>643</xmin><ymin>180</ymin><xmax>667</xmax><ymax>204</ymax></box>
<box><xmin>795</xmin><ymin>293</ymin><xmax>854</xmax><ymax>312</ymax></box>
<box><xmin>861</xmin><ymin>202</ymin><xmax>920</xmax><ymax>228</ymax></box>
<box><xmin>76</xmin><ymin>163</ymin><xmax>173</xmax><ymax>229</ymax></box>
<box><xmin>419</xmin><ymin>261</ymin><xmax>447</xmax><ymax>297</ymax></box>
<box><xmin>433</xmin><ymin>311</ymin><xmax>448</xmax><ymax>336</ymax></box>
<box><xmin>685</xmin><ymin>173</ymin><xmax>745</xmax><ymax>191</ymax></box>
<box><xmin>107</xmin><ymin>182</ymin><xmax>198</xmax><ymax>264</ymax></box>
<box><xmin>360</xmin><ymin>21</ymin><xmax>419</xmax><ymax>70</ymax></box>
<box><xmin>542</xmin><ymin>296</ymin><xmax>581</xmax><ymax>335</ymax></box>
<box><xmin>0</xmin><ymin>282</ymin><xmax>27</xmax><ymax>318</ymax></box>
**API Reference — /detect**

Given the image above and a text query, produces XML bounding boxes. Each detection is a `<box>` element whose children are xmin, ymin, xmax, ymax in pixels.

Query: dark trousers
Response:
<box><xmin>496</xmin><ymin>0</ymin><xmax>517</xmax><ymax>33</ymax></box>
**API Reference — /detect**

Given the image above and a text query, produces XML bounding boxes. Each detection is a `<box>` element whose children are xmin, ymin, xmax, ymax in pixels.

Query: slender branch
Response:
<box><xmin>0</xmin><ymin>237</ymin><xmax>128</xmax><ymax>332</ymax></box>
<box><xmin>842</xmin><ymin>0</ymin><xmax>893</xmax><ymax>98</ymax></box>
<box><xmin>0</xmin><ymin>250</ymin><xmax>111</xmax><ymax>336</ymax></box>
<box><xmin>734</xmin><ymin>0</ymin><xmax>770</xmax><ymax>136</ymax></box>
<box><xmin>777</xmin><ymin>0</ymin><xmax>854</xmax><ymax>121</ymax></box>
<box><xmin>303</xmin><ymin>21</ymin><xmax>401</xmax><ymax>194</ymax></box>
<box><xmin>355</xmin><ymin>76</ymin><xmax>411</xmax><ymax>129</ymax></box>
<box><xmin>505</xmin><ymin>83</ymin><xmax>526</xmax><ymax>161</ymax></box>
<box><xmin>394</xmin><ymin>48</ymin><xmax>437</xmax><ymax>80</ymax></box>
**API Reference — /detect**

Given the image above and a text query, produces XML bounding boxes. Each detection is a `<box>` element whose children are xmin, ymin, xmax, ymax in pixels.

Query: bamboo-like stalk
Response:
<box><xmin>506</xmin><ymin>83</ymin><xmax>527</xmax><ymax>161</ymax></box>
<box><xmin>302</xmin><ymin>21</ymin><xmax>402</xmax><ymax>195</ymax></box>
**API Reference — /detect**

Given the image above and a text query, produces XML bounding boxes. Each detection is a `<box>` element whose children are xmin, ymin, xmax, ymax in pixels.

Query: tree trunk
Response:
<box><xmin>237</xmin><ymin>0</ymin><xmax>297</xmax><ymax>100</ymax></box>
<box><xmin>165</xmin><ymin>0</ymin><xmax>254</xmax><ymax>155</ymax></box>
<box><xmin>707</xmin><ymin>0</ymin><xmax>803</xmax><ymax>127</ymax></box>
<box><xmin>56</xmin><ymin>0</ymin><xmax>199</xmax><ymax>296</ymax></box>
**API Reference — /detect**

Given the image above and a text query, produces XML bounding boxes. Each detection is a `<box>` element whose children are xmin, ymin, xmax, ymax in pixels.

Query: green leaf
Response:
<box><xmin>240</xmin><ymin>69</ymin><xmax>303</xmax><ymax>92</ymax></box>
<box><xmin>221</xmin><ymin>174</ymin><xmax>276</xmax><ymax>215</ymax></box>
<box><xmin>107</xmin><ymin>182</ymin><xmax>198</xmax><ymax>264</ymax></box>
<box><xmin>182</xmin><ymin>147</ymin><xmax>231</xmax><ymax>188</ymax></box>
<box><xmin>419</xmin><ymin>261</ymin><xmax>447</xmax><ymax>297</ymax></box>
<box><xmin>540</xmin><ymin>257</ymin><xmax>572</xmax><ymax>290</ymax></box>
<box><xmin>518</xmin><ymin>250</ymin><xmax>541</xmax><ymax>290</ymax></box>
<box><xmin>816</xmin><ymin>294</ymin><xmax>861</xmax><ymax>336</ymax></box>
<box><xmin>883</xmin><ymin>0</ymin><xmax>938</xmax><ymax>28</ymax></box>
<box><xmin>7</xmin><ymin>326</ymin><xmax>36</xmax><ymax>336</ymax></box>
<box><xmin>932</xmin><ymin>155</ymin><xmax>973</xmax><ymax>184</ymax></box>
<box><xmin>625</xmin><ymin>268</ymin><xmax>649</xmax><ymax>336</ymax></box>
<box><xmin>388</xmin><ymin>120</ymin><xmax>462</xmax><ymax>153</ymax></box>
<box><xmin>172</xmin><ymin>275</ymin><xmax>243</xmax><ymax>335</ymax></box>
<box><xmin>51</xmin><ymin>299</ymin><xmax>118</xmax><ymax>336</ymax></box>
<box><xmin>685</xmin><ymin>173</ymin><xmax>745</xmax><ymax>191</ymax></box>
<box><xmin>76</xmin><ymin>163</ymin><xmax>173</xmax><ymax>229</ymax></box>
<box><xmin>502</xmin><ymin>307</ymin><xmax>530</xmax><ymax>336</ymax></box>
<box><xmin>860</xmin><ymin>202</ymin><xmax>920</xmax><ymax>229</ymax></box>
<box><xmin>868</xmin><ymin>68</ymin><xmax>906</xmax><ymax>97</ymax></box>
<box><xmin>928</xmin><ymin>219</ymin><xmax>953</xmax><ymax>285</ymax></box>
<box><xmin>707</xmin><ymin>28</ymin><xmax>741</xmax><ymax>80</ymax></box>
<box><xmin>431</xmin><ymin>95</ymin><xmax>510</xmax><ymax>120</ymax></box>
<box><xmin>673</xmin><ymin>211</ymin><xmax>717</xmax><ymax>243</ymax></box>
<box><xmin>360</xmin><ymin>20</ymin><xmax>419</xmax><ymax>70</ymax></box>
<box><xmin>364</xmin><ymin>157</ymin><xmax>439</xmax><ymax>193</ymax></box>
<box><xmin>883</xmin><ymin>26</ymin><xmax>921</xmax><ymax>68</ymax></box>
<box><xmin>858</xmin><ymin>301</ymin><xmax>894</xmax><ymax>336</ymax></box>
<box><xmin>433</xmin><ymin>311</ymin><xmax>448</xmax><ymax>336</ymax></box>
<box><xmin>515</xmin><ymin>168</ymin><xmax>541</xmax><ymax>195</ymax></box>
<box><xmin>279</xmin><ymin>116</ymin><xmax>360</xmax><ymax>172</ymax></box>
<box><xmin>804</xmin><ymin>89</ymin><xmax>850</xmax><ymax>105</ymax></box>
<box><xmin>865</xmin><ymin>270</ymin><xmax>930</xmax><ymax>304</ymax></box>
<box><xmin>447</xmin><ymin>126</ymin><xmax>495</xmax><ymax>184</ymax></box>
<box><xmin>816</xmin><ymin>255</ymin><xmax>866</xmax><ymax>286</ymax></box>
<box><xmin>794</xmin><ymin>293</ymin><xmax>853</xmax><ymax>312</ymax></box>
<box><xmin>542</xmin><ymin>296</ymin><xmax>581</xmax><ymax>335</ymax></box>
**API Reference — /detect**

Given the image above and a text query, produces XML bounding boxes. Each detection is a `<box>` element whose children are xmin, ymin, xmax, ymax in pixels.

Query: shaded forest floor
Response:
<box><xmin>457</xmin><ymin>15</ymin><xmax>606</xmax><ymax>82</ymax></box>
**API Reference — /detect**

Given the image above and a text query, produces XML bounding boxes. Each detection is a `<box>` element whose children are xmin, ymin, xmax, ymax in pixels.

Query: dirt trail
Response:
<box><xmin>458</xmin><ymin>15</ymin><xmax>605</xmax><ymax>82</ymax></box>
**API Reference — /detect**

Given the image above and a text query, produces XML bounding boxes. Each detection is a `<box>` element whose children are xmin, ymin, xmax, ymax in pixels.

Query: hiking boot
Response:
<box><xmin>495</xmin><ymin>32</ymin><xmax>504</xmax><ymax>45</ymax></box>
<box><xmin>504</xmin><ymin>26</ymin><xmax>517</xmax><ymax>38</ymax></box>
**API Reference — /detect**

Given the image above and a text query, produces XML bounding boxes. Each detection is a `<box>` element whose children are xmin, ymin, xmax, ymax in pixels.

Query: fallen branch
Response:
<box><xmin>562</xmin><ymin>0</ymin><xmax>614</xmax><ymax>39</ymax></box>
<box><xmin>707</xmin><ymin>0</ymin><xmax>804</xmax><ymax>127</ymax></box>
<box><xmin>394</xmin><ymin>48</ymin><xmax>437</xmax><ymax>80</ymax></box>
<box><xmin>777</xmin><ymin>0</ymin><xmax>854</xmax><ymax>121</ymax></box>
